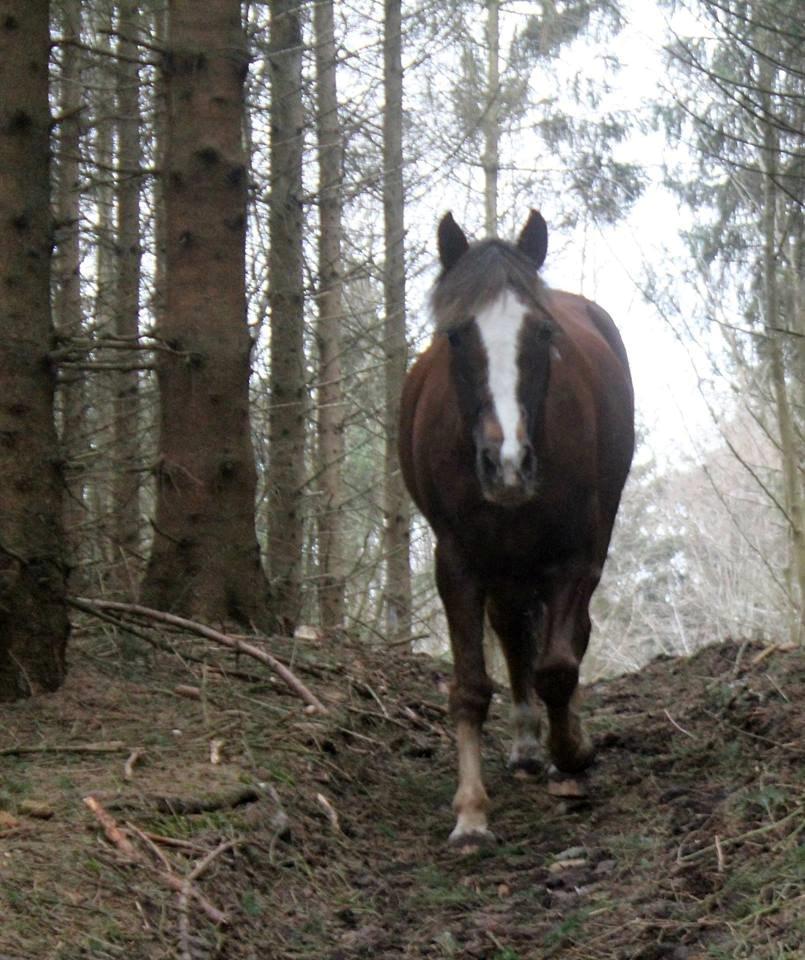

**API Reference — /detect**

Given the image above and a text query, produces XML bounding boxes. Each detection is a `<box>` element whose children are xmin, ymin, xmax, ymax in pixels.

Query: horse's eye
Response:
<box><xmin>447</xmin><ymin>329</ymin><xmax>461</xmax><ymax>348</ymax></box>
<box><xmin>537</xmin><ymin>323</ymin><xmax>553</xmax><ymax>342</ymax></box>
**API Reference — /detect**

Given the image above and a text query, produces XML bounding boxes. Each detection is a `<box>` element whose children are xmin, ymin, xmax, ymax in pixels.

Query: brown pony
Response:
<box><xmin>399</xmin><ymin>210</ymin><xmax>634</xmax><ymax>848</ymax></box>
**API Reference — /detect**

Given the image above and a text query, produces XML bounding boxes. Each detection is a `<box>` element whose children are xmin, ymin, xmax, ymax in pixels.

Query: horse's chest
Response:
<box><xmin>448</xmin><ymin>502</ymin><xmax>585</xmax><ymax>576</ymax></box>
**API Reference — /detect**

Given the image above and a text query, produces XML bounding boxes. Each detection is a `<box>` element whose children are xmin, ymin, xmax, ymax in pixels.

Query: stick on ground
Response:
<box><xmin>70</xmin><ymin>597</ymin><xmax>328</xmax><ymax>714</ymax></box>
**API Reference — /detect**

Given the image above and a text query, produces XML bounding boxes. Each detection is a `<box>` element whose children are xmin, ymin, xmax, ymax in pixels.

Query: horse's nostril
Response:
<box><xmin>521</xmin><ymin>444</ymin><xmax>535</xmax><ymax>477</ymax></box>
<box><xmin>479</xmin><ymin>446</ymin><xmax>499</xmax><ymax>481</ymax></box>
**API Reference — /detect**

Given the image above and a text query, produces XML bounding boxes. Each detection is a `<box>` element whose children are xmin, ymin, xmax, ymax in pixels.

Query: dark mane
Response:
<box><xmin>431</xmin><ymin>239</ymin><xmax>548</xmax><ymax>333</ymax></box>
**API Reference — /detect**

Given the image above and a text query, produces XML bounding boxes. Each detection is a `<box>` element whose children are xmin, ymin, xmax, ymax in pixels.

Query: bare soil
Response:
<box><xmin>1</xmin><ymin>619</ymin><xmax>802</xmax><ymax>960</ymax></box>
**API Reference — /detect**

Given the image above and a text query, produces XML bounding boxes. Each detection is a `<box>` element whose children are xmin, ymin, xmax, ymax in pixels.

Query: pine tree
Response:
<box><xmin>0</xmin><ymin>0</ymin><xmax>70</xmax><ymax>699</ymax></box>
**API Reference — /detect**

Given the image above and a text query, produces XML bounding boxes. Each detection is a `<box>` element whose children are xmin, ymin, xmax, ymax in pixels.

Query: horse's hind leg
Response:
<box><xmin>487</xmin><ymin>598</ymin><xmax>541</xmax><ymax>776</ymax></box>
<box><xmin>535</xmin><ymin>572</ymin><xmax>597</xmax><ymax>773</ymax></box>
<box><xmin>435</xmin><ymin>540</ymin><xmax>494</xmax><ymax>847</ymax></box>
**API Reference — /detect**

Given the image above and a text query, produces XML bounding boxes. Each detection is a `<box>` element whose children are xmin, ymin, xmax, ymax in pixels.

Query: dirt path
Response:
<box><xmin>1</xmin><ymin>631</ymin><xmax>802</xmax><ymax>959</ymax></box>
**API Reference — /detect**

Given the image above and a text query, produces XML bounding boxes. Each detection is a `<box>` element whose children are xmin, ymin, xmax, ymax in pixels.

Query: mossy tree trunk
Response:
<box><xmin>0</xmin><ymin>0</ymin><xmax>69</xmax><ymax>700</ymax></box>
<box><xmin>141</xmin><ymin>0</ymin><xmax>270</xmax><ymax>627</ymax></box>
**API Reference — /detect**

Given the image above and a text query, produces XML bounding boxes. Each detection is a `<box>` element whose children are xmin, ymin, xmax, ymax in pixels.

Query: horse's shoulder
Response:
<box><xmin>545</xmin><ymin>290</ymin><xmax>629</xmax><ymax>373</ymax></box>
<box><xmin>403</xmin><ymin>336</ymin><xmax>446</xmax><ymax>400</ymax></box>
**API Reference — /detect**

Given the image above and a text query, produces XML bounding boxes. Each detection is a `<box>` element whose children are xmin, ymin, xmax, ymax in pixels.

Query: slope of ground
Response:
<box><xmin>0</xmin><ymin>618</ymin><xmax>802</xmax><ymax>960</ymax></box>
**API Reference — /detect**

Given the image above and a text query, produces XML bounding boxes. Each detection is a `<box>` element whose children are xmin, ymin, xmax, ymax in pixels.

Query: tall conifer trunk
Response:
<box><xmin>314</xmin><ymin>0</ymin><xmax>347</xmax><ymax>629</ymax></box>
<box><xmin>482</xmin><ymin>0</ymin><xmax>500</xmax><ymax>236</ymax></box>
<box><xmin>382</xmin><ymin>0</ymin><xmax>411</xmax><ymax>642</ymax></box>
<box><xmin>759</xmin><ymin>63</ymin><xmax>805</xmax><ymax>643</ymax></box>
<box><xmin>141</xmin><ymin>0</ymin><xmax>269</xmax><ymax>626</ymax></box>
<box><xmin>53</xmin><ymin>0</ymin><xmax>87</xmax><ymax>587</ymax></box>
<box><xmin>0</xmin><ymin>0</ymin><xmax>69</xmax><ymax>699</ymax></box>
<box><xmin>111</xmin><ymin>0</ymin><xmax>143</xmax><ymax>596</ymax></box>
<box><xmin>267</xmin><ymin>0</ymin><xmax>306</xmax><ymax>631</ymax></box>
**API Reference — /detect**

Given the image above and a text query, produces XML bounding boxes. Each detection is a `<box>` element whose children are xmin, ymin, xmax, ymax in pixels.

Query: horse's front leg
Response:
<box><xmin>488</xmin><ymin>596</ymin><xmax>541</xmax><ymax>776</ymax></box>
<box><xmin>435</xmin><ymin>539</ymin><xmax>494</xmax><ymax>848</ymax></box>
<box><xmin>535</xmin><ymin>570</ymin><xmax>598</xmax><ymax>774</ymax></box>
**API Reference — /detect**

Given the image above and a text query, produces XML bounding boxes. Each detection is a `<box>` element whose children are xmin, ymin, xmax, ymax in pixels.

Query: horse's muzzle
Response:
<box><xmin>476</xmin><ymin>439</ymin><xmax>538</xmax><ymax>507</ymax></box>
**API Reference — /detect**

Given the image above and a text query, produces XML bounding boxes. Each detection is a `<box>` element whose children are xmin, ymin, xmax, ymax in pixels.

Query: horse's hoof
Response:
<box><xmin>508</xmin><ymin>755</ymin><xmax>543</xmax><ymax>779</ymax></box>
<box><xmin>448</xmin><ymin>827</ymin><xmax>497</xmax><ymax>853</ymax></box>
<box><xmin>547</xmin><ymin>766</ymin><xmax>589</xmax><ymax>799</ymax></box>
<box><xmin>548</xmin><ymin>736</ymin><xmax>595</xmax><ymax>774</ymax></box>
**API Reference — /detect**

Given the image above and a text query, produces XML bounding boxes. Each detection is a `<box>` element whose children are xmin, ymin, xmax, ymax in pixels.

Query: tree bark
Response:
<box><xmin>141</xmin><ymin>0</ymin><xmax>270</xmax><ymax>627</ymax></box>
<box><xmin>53</xmin><ymin>0</ymin><xmax>87</xmax><ymax>587</ymax></box>
<box><xmin>111</xmin><ymin>0</ymin><xmax>144</xmax><ymax>597</ymax></box>
<box><xmin>0</xmin><ymin>0</ymin><xmax>69</xmax><ymax>699</ymax></box>
<box><xmin>267</xmin><ymin>0</ymin><xmax>306</xmax><ymax>631</ymax></box>
<box><xmin>313</xmin><ymin>0</ymin><xmax>347</xmax><ymax>629</ymax></box>
<box><xmin>383</xmin><ymin>0</ymin><xmax>412</xmax><ymax>643</ymax></box>
<box><xmin>482</xmin><ymin>0</ymin><xmax>500</xmax><ymax>236</ymax></box>
<box><xmin>760</xmin><ymin>65</ymin><xmax>805</xmax><ymax>643</ymax></box>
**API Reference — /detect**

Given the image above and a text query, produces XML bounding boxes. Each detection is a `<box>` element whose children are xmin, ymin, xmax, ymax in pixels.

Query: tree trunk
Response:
<box><xmin>759</xmin><ymin>72</ymin><xmax>805</xmax><ymax>643</ymax></box>
<box><xmin>313</xmin><ymin>0</ymin><xmax>347</xmax><ymax>630</ymax></box>
<box><xmin>482</xmin><ymin>0</ymin><xmax>500</xmax><ymax>236</ymax></box>
<box><xmin>53</xmin><ymin>0</ymin><xmax>87</xmax><ymax>587</ymax></box>
<box><xmin>267</xmin><ymin>0</ymin><xmax>306</xmax><ymax>631</ymax></box>
<box><xmin>383</xmin><ymin>0</ymin><xmax>412</xmax><ymax>643</ymax></box>
<box><xmin>111</xmin><ymin>0</ymin><xmax>143</xmax><ymax>597</ymax></box>
<box><xmin>141</xmin><ymin>0</ymin><xmax>269</xmax><ymax>627</ymax></box>
<box><xmin>0</xmin><ymin>0</ymin><xmax>69</xmax><ymax>699</ymax></box>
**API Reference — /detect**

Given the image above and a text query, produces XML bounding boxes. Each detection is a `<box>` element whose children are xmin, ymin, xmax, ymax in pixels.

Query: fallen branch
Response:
<box><xmin>83</xmin><ymin>795</ymin><xmax>228</xmax><ymax>925</ymax></box>
<box><xmin>70</xmin><ymin>597</ymin><xmax>328</xmax><ymax>714</ymax></box>
<box><xmin>0</xmin><ymin>740</ymin><xmax>127</xmax><ymax>756</ymax></box>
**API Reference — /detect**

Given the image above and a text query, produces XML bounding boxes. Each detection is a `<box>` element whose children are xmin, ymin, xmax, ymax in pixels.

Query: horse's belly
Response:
<box><xmin>446</xmin><ymin>501</ymin><xmax>589</xmax><ymax>578</ymax></box>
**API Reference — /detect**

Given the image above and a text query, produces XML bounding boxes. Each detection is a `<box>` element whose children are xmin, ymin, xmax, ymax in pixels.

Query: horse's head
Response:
<box><xmin>432</xmin><ymin>210</ymin><xmax>552</xmax><ymax>508</ymax></box>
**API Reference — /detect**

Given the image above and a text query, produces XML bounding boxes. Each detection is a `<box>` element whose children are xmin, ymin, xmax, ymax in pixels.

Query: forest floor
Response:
<box><xmin>0</xmin><ymin>616</ymin><xmax>803</xmax><ymax>960</ymax></box>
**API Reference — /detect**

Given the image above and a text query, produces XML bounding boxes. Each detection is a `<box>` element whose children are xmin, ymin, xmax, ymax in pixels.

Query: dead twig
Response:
<box><xmin>179</xmin><ymin>840</ymin><xmax>240</xmax><ymax>960</ymax></box>
<box><xmin>70</xmin><ymin>597</ymin><xmax>328</xmax><ymax>714</ymax></box>
<box><xmin>678</xmin><ymin>807</ymin><xmax>802</xmax><ymax>863</ymax></box>
<box><xmin>83</xmin><ymin>795</ymin><xmax>138</xmax><ymax>860</ymax></box>
<box><xmin>209</xmin><ymin>738</ymin><xmax>225</xmax><ymax>765</ymax></box>
<box><xmin>315</xmin><ymin>792</ymin><xmax>342</xmax><ymax>833</ymax></box>
<box><xmin>124</xmin><ymin>748</ymin><xmax>145</xmax><ymax>781</ymax></box>
<box><xmin>663</xmin><ymin>709</ymin><xmax>697</xmax><ymax>739</ymax></box>
<box><xmin>83</xmin><ymin>795</ymin><xmax>229</xmax><ymax>926</ymax></box>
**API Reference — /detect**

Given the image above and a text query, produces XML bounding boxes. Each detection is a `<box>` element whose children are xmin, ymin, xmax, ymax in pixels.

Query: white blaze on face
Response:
<box><xmin>475</xmin><ymin>289</ymin><xmax>528</xmax><ymax>482</ymax></box>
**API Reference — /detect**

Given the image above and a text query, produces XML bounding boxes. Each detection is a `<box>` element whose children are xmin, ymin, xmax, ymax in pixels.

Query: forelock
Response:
<box><xmin>431</xmin><ymin>239</ymin><xmax>547</xmax><ymax>333</ymax></box>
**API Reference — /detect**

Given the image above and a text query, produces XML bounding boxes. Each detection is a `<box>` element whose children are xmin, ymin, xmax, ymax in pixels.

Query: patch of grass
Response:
<box><xmin>734</xmin><ymin>783</ymin><xmax>789</xmax><ymax>820</ymax></box>
<box><xmin>146</xmin><ymin>810</ymin><xmax>234</xmax><ymax>838</ymax></box>
<box><xmin>1</xmin><ymin>763</ymin><xmax>32</xmax><ymax>798</ymax></box>
<box><xmin>544</xmin><ymin>905</ymin><xmax>596</xmax><ymax>949</ymax></box>
<box><xmin>258</xmin><ymin>759</ymin><xmax>296</xmax><ymax>786</ymax></box>
<box><xmin>720</xmin><ymin>841</ymin><xmax>805</xmax><ymax>922</ymax></box>
<box><xmin>409</xmin><ymin>864</ymin><xmax>484</xmax><ymax>910</ymax></box>
<box><xmin>241</xmin><ymin>889</ymin><xmax>264</xmax><ymax>917</ymax></box>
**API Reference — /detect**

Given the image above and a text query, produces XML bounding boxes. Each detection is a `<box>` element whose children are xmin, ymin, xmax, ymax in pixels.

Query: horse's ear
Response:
<box><xmin>517</xmin><ymin>209</ymin><xmax>548</xmax><ymax>269</ymax></box>
<box><xmin>437</xmin><ymin>212</ymin><xmax>469</xmax><ymax>272</ymax></box>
